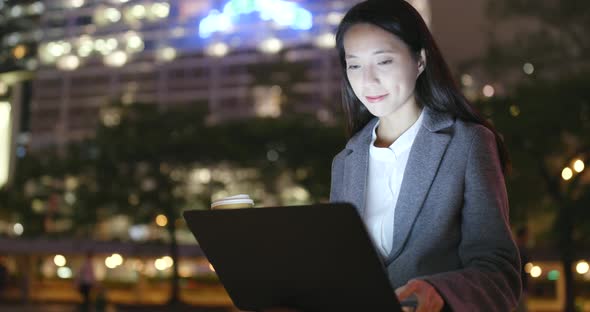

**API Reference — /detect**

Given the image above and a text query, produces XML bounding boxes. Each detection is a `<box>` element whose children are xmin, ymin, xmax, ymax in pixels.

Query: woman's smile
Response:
<box><xmin>365</xmin><ymin>94</ymin><xmax>389</xmax><ymax>103</ymax></box>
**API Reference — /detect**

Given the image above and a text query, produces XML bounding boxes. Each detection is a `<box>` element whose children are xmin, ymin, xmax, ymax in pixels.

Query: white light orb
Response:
<box><xmin>104</xmin><ymin>50</ymin><xmax>128</xmax><ymax>67</ymax></box>
<box><xmin>13</xmin><ymin>223</ymin><xmax>24</xmax><ymax>235</ymax></box>
<box><xmin>151</xmin><ymin>3</ymin><xmax>170</xmax><ymax>18</ymax></box>
<box><xmin>54</xmin><ymin>255</ymin><xmax>67</xmax><ymax>267</ymax></box>
<box><xmin>70</xmin><ymin>0</ymin><xmax>84</xmax><ymax>8</ymax></box>
<box><xmin>105</xmin><ymin>8</ymin><xmax>121</xmax><ymax>23</ymax></box>
<box><xmin>530</xmin><ymin>266</ymin><xmax>542</xmax><ymax>278</ymax></box>
<box><xmin>205</xmin><ymin>42</ymin><xmax>229</xmax><ymax>57</ymax></box>
<box><xmin>314</xmin><ymin>33</ymin><xmax>336</xmax><ymax>49</ymax></box>
<box><xmin>523</xmin><ymin>62</ymin><xmax>534</xmax><ymax>75</ymax></box>
<box><xmin>482</xmin><ymin>85</ymin><xmax>495</xmax><ymax>98</ymax></box>
<box><xmin>258</xmin><ymin>38</ymin><xmax>283</xmax><ymax>54</ymax></box>
<box><xmin>156</xmin><ymin>47</ymin><xmax>176</xmax><ymax>62</ymax></box>
<box><xmin>577</xmin><ymin>261</ymin><xmax>589</xmax><ymax>275</ymax></box>
<box><xmin>57</xmin><ymin>267</ymin><xmax>73</xmax><ymax>279</ymax></box>
<box><xmin>56</xmin><ymin>55</ymin><xmax>80</xmax><ymax>71</ymax></box>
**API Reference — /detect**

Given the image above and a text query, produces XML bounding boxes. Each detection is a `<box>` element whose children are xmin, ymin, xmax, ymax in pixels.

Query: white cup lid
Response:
<box><xmin>211</xmin><ymin>194</ymin><xmax>254</xmax><ymax>208</ymax></box>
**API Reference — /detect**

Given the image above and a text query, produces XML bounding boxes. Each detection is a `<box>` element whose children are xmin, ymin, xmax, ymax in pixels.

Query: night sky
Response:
<box><xmin>430</xmin><ymin>0</ymin><xmax>489</xmax><ymax>71</ymax></box>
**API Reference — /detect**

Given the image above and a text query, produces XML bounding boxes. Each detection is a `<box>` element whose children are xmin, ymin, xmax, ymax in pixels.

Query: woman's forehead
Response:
<box><xmin>343</xmin><ymin>24</ymin><xmax>407</xmax><ymax>56</ymax></box>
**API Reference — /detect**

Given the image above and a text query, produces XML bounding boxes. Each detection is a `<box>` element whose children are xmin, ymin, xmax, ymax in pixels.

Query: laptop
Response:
<box><xmin>183</xmin><ymin>203</ymin><xmax>404</xmax><ymax>312</ymax></box>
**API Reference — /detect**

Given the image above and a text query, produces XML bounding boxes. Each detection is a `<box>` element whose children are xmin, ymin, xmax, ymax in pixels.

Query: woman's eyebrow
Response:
<box><xmin>345</xmin><ymin>49</ymin><xmax>397</xmax><ymax>59</ymax></box>
<box><xmin>373</xmin><ymin>49</ymin><xmax>396</xmax><ymax>55</ymax></box>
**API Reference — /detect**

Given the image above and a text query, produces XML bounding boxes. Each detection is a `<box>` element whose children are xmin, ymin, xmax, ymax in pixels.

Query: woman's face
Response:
<box><xmin>343</xmin><ymin>23</ymin><xmax>424</xmax><ymax>119</ymax></box>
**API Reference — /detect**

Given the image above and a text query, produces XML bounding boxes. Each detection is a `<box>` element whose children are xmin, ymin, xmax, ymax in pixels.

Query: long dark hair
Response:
<box><xmin>335</xmin><ymin>0</ymin><xmax>510</xmax><ymax>174</ymax></box>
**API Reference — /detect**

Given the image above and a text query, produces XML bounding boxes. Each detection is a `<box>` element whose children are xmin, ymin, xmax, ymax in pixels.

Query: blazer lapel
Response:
<box><xmin>343</xmin><ymin>145</ymin><xmax>369</xmax><ymax>215</ymax></box>
<box><xmin>342</xmin><ymin>118</ymin><xmax>378</xmax><ymax>216</ymax></box>
<box><xmin>385</xmin><ymin>109</ymin><xmax>453</xmax><ymax>265</ymax></box>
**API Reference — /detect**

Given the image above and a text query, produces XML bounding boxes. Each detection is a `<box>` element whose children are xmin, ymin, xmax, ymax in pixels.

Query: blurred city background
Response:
<box><xmin>0</xmin><ymin>0</ymin><xmax>588</xmax><ymax>311</ymax></box>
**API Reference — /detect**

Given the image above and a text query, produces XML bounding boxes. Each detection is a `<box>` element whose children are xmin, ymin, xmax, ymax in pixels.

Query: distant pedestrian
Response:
<box><xmin>76</xmin><ymin>252</ymin><xmax>96</xmax><ymax>312</ymax></box>
<box><xmin>95</xmin><ymin>283</ymin><xmax>107</xmax><ymax>312</ymax></box>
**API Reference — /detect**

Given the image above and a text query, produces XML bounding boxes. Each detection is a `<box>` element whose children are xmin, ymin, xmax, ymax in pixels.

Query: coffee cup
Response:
<box><xmin>211</xmin><ymin>194</ymin><xmax>254</xmax><ymax>210</ymax></box>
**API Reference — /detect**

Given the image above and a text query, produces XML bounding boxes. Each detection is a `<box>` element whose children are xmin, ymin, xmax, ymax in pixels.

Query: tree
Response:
<box><xmin>94</xmin><ymin>101</ymin><xmax>345</xmax><ymax>304</ymax></box>
<box><xmin>482</xmin><ymin>0</ymin><xmax>590</xmax><ymax>79</ymax></box>
<box><xmin>1</xmin><ymin>95</ymin><xmax>346</xmax><ymax>304</ymax></box>
<box><xmin>474</xmin><ymin>2</ymin><xmax>590</xmax><ymax>310</ymax></box>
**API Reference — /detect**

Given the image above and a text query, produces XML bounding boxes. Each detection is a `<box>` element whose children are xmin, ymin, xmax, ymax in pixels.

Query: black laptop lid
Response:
<box><xmin>183</xmin><ymin>203</ymin><xmax>402</xmax><ymax>312</ymax></box>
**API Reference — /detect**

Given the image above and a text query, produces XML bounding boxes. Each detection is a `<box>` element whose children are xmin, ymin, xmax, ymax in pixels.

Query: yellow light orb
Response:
<box><xmin>162</xmin><ymin>256</ymin><xmax>173</xmax><ymax>268</ymax></box>
<box><xmin>530</xmin><ymin>266</ymin><xmax>542</xmax><ymax>278</ymax></box>
<box><xmin>573</xmin><ymin>159</ymin><xmax>585</xmax><ymax>173</ymax></box>
<box><xmin>561</xmin><ymin>167</ymin><xmax>573</xmax><ymax>181</ymax></box>
<box><xmin>461</xmin><ymin>74</ymin><xmax>473</xmax><ymax>87</ymax></box>
<box><xmin>12</xmin><ymin>45</ymin><xmax>27</xmax><ymax>59</ymax></box>
<box><xmin>509</xmin><ymin>105</ymin><xmax>520</xmax><ymax>117</ymax></box>
<box><xmin>156</xmin><ymin>214</ymin><xmax>168</xmax><ymax>227</ymax></box>
<box><xmin>155</xmin><ymin>258</ymin><xmax>167</xmax><ymax>271</ymax></box>
<box><xmin>111</xmin><ymin>253</ymin><xmax>123</xmax><ymax>266</ymax></box>
<box><xmin>524</xmin><ymin>262</ymin><xmax>534</xmax><ymax>274</ymax></box>
<box><xmin>105</xmin><ymin>256</ymin><xmax>117</xmax><ymax>269</ymax></box>
<box><xmin>576</xmin><ymin>261</ymin><xmax>589</xmax><ymax>275</ymax></box>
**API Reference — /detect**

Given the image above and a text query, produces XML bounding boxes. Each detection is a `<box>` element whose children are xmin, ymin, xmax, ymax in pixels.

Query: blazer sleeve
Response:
<box><xmin>329</xmin><ymin>150</ymin><xmax>347</xmax><ymax>202</ymax></box>
<box><xmin>421</xmin><ymin>126</ymin><xmax>522</xmax><ymax>311</ymax></box>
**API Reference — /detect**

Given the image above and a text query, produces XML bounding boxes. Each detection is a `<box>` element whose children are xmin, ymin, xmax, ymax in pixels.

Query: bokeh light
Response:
<box><xmin>573</xmin><ymin>159</ymin><xmax>585</xmax><ymax>173</ymax></box>
<box><xmin>54</xmin><ymin>255</ymin><xmax>67</xmax><ymax>267</ymax></box>
<box><xmin>561</xmin><ymin>167</ymin><xmax>573</xmax><ymax>181</ymax></box>
<box><xmin>156</xmin><ymin>214</ymin><xmax>168</xmax><ymax>227</ymax></box>
<box><xmin>530</xmin><ymin>266</ymin><xmax>542</xmax><ymax>278</ymax></box>
<box><xmin>576</xmin><ymin>261</ymin><xmax>589</xmax><ymax>274</ymax></box>
<box><xmin>482</xmin><ymin>85</ymin><xmax>495</xmax><ymax>97</ymax></box>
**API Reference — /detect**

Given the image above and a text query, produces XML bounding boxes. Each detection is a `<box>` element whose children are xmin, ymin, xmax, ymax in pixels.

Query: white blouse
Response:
<box><xmin>365</xmin><ymin>111</ymin><xmax>424</xmax><ymax>257</ymax></box>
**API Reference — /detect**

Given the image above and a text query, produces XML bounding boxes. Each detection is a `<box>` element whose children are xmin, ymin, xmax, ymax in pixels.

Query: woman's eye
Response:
<box><xmin>347</xmin><ymin>64</ymin><xmax>360</xmax><ymax>70</ymax></box>
<box><xmin>378</xmin><ymin>59</ymin><xmax>393</xmax><ymax>65</ymax></box>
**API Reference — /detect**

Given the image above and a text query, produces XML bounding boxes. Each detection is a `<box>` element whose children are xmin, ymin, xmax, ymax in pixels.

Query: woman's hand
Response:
<box><xmin>396</xmin><ymin>279</ymin><xmax>444</xmax><ymax>312</ymax></box>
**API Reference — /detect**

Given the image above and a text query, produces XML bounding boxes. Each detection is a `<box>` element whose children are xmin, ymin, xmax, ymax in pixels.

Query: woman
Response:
<box><xmin>329</xmin><ymin>0</ymin><xmax>521</xmax><ymax>311</ymax></box>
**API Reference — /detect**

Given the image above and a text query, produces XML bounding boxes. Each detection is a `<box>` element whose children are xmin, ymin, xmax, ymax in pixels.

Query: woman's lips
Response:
<box><xmin>365</xmin><ymin>94</ymin><xmax>389</xmax><ymax>103</ymax></box>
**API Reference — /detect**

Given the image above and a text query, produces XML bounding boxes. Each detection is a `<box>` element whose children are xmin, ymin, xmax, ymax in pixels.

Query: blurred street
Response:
<box><xmin>0</xmin><ymin>278</ymin><xmax>238</xmax><ymax>311</ymax></box>
<box><xmin>0</xmin><ymin>303</ymin><xmax>78</xmax><ymax>312</ymax></box>
<box><xmin>1</xmin><ymin>0</ymin><xmax>590</xmax><ymax>311</ymax></box>
<box><xmin>0</xmin><ymin>303</ymin><xmax>238</xmax><ymax>312</ymax></box>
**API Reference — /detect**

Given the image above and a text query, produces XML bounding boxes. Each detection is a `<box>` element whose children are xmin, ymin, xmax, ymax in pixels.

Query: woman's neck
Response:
<box><xmin>375</xmin><ymin>104</ymin><xmax>422</xmax><ymax>148</ymax></box>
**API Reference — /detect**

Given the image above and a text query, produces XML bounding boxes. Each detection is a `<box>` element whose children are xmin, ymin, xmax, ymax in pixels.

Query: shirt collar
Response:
<box><xmin>370</xmin><ymin>109</ymin><xmax>425</xmax><ymax>158</ymax></box>
<box><xmin>344</xmin><ymin>106</ymin><xmax>455</xmax><ymax>152</ymax></box>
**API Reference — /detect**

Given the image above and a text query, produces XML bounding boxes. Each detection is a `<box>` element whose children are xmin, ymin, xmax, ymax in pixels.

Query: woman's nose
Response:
<box><xmin>363</xmin><ymin>66</ymin><xmax>379</xmax><ymax>84</ymax></box>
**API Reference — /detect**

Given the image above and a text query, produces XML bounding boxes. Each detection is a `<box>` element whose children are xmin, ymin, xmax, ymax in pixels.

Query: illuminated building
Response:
<box><xmin>0</xmin><ymin>100</ymin><xmax>11</xmax><ymax>188</ymax></box>
<box><xmin>0</xmin><ymin>0</ymin><xmax>41</xmax><ymax>187</ymax></box>
<box><xmin>31</xmin><ymin>0</ymin><xmax>431</xmax><ymax>150</ymax></box>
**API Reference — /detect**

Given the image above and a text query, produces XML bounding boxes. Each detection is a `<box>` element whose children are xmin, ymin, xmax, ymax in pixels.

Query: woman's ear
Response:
<box><xmin>417</xmin><ymin>49</ymin><xmax>426</xmax><ymax>76</ymax></box>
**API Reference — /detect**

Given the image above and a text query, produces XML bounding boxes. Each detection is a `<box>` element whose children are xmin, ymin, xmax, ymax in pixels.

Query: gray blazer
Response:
<box><xmin>330</xmin><ymin>107</ymin><xmax>521</xmax><ymax>311</ymax></box>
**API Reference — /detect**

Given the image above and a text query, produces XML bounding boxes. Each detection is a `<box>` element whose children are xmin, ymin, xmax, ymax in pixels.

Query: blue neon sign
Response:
<box><xmin>199</xmin><ymin>0</ymin><xmax>313</xmax><ymax>38</ymax></box>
